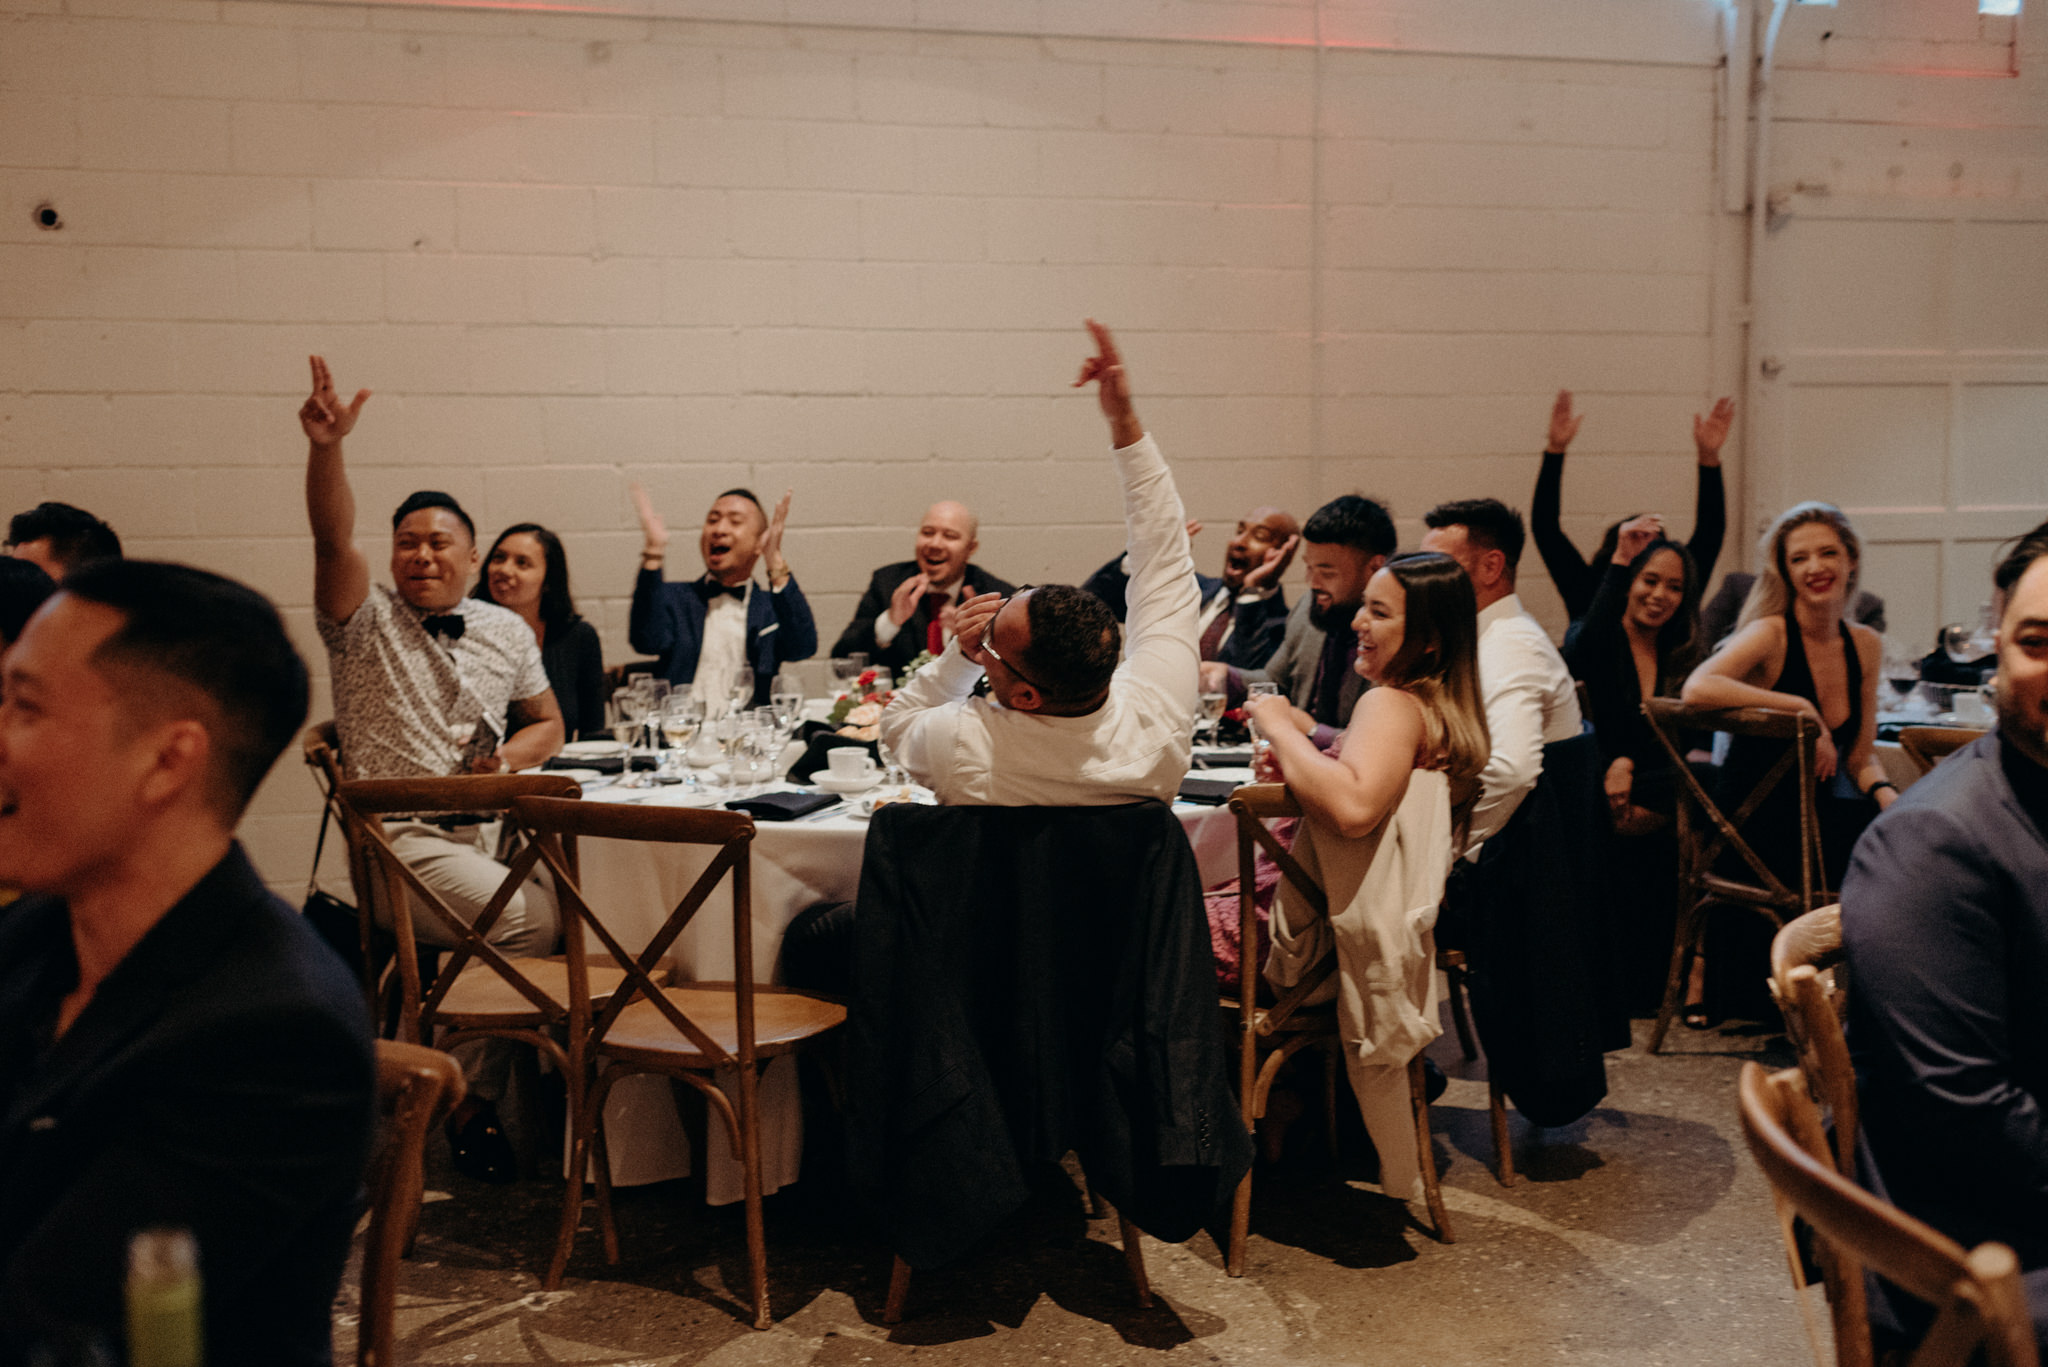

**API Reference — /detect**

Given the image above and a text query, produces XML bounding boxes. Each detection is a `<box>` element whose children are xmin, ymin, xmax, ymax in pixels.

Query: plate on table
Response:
<box><xmin>815</xmin><ymin>771</ymin><xmax>882</xmax><ymax>796</ymax></box>
<box><xmin>559</xmin><ymin>740</ymin><xmax>628</xmax><ymax>761</ymax></box>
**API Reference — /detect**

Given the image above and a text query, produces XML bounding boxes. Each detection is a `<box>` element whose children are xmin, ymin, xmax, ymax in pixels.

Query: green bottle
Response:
<box><xmin>125</xmin><ymin>1228</ymin><xmax>202</xmax><ymax>1367</ymax></box>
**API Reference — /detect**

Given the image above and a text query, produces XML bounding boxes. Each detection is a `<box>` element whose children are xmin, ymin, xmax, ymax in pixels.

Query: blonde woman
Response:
<box><xmin>1242</xmin><ymin>551</ymin><xmax>1490</xmax><ymax>1203</ymax></box>
<box><xmin>1680</xmin><ymin>501</ymin><xmax>1891</xmax><ymax>1024</ymax></box>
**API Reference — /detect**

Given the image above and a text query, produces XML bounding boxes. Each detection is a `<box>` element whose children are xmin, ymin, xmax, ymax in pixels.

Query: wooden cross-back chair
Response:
<box><xmin>1769</xmin><ymin>905</ymin><xmax>1857</xmax><ymax>1177</ymax></box>
<box><xmin>359</xmin><ymin>1042</ymin><xmax>466</xmax><ymax>1367</ymax></box>
<box><xmin>1642</xmin><ymin>699</ymin><xmax>1829</xmax><ymax>1052</ymax></box>
<box><xmin>302</xmin><ymin>722</ymin><xmax>384</xmax><ymax>1020</ymax></box>
<box><xmin>332</xmin><ymin>774</ymin><xmax>600</xmax><ymax>1050</ymax></box>
<box><xmin>1223</xmin><ymin>784</ymin><xmax>1453</xmax><ymax>1276</ymax></box>
<box><xmin>1899</xmin><ymin>726</ymin><xmax>1982</xmax><ymax>778</ymax></box>
<box><xmin>1738</xmin><ymin>1063</ymin><xmax>2041</xmax><ymax>1367</ymax></box>
<box><xmin>511</xmin><ymin>795</ymin><xmax>847</xmax><ymax>1327</ymax></box>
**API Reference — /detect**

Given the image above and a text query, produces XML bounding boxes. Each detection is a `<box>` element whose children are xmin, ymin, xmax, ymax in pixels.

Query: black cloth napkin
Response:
<box><xmin>544</xmin><ymin>752</ymin><xmax>656</xmax><ymax>774</ymax></box>
<box><xmin>1191</xmin><ymin>749</ymin><xmax>1253</xmax><ymax>768</ymax></box>
<box><xmin>1177</xmin><ymin>776</ymin><xmax>1240</xmax><ymax>806</ymax></box>
<box><xmin>725</xmin><ymin>791</ymin><xmax>840</xmax><ymax>821</ymax></box>
<box><xmin>788</xmin><ymin>731</ymin><xmax>880</xmax><ymax>784</ymax></box>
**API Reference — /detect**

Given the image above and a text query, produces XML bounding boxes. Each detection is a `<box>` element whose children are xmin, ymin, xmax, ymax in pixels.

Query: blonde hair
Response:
<box><xmin>1736</xmin><ymin>501</ymin><xmax>1862</xmax><ymax>632</ymax></box>
<box><xmin>1379</xmin><ymin>553</ymin><xmax>1493</xmax><ymax>834</ymax></box>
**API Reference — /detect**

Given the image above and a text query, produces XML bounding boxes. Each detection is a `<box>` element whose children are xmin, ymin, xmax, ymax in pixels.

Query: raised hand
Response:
<box><xmin>760</xmin><ymin>487</ymin><xmax>793</xmax><ymax>581</ymax></box>
<box><xmin>1243</xmin><ymin>534</ymin><xmax>1299</xmax><ymax>591</ymax></box>
<box><xmin>299</xmin><ymin>355</ymin><xmax>370</xmax><ymax>449</ymax></box>
<box><xmin>1547</xmin><ymin>389</ymin><xmax>1582</xmax><ymax>454</ymax></box>
<box><xmin>628</xmin><ymin>482</ymin><xmax>668</xmax><ymax>554</ymax></box>
<box><xmin>1612</xmin><ymin>513</ymin><xmax>1664</xmax><ymax>566</ymax></box>
<box><xmin>1072</xmin><ymin>319</ymin><xmax>1142</xmax><ymax>448</ymax></box>
<box><xmin>952</xmin><ymin>591</ymin><xmax>1003</xmax><ymax>668</ymax></box>
<box><xmin>1693</xmin><ymin>395</ymin><xmax>1734</xmax><ymax>466</ymax></box>
<box><xmin>887</xmin><ymin>569</ymin><xmax>931</xmax><ymax>626</ymax></box>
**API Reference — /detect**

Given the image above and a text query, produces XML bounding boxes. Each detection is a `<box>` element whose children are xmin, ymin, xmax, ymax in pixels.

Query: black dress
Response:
<box><xmin>1707</xmin><ymin>609</ymin><xmax>1878</xmax><ymax>1019</ymax></box>
<box><xmin>541</xmin><ymin>616</ymin><xmax>606</xmax><ymax>742</ymax></box>
<box><xmin>1563</xmin><ymin>563</ymin><xmax>1693</xmax><ymax>1012</ymax></box>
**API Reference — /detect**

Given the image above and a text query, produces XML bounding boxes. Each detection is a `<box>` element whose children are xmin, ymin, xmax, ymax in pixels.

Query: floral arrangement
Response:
<box><xmin>825</xmin><ymin>652</ymin><xmax>934</xmax><ymax>741</ymax></box>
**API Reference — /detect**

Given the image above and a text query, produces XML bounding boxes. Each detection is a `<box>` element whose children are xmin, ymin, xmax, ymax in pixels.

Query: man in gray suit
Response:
<box><xmin>1200</xmin><ymin>494</ymin><xmax>1396</xmax><ymax>738</ymax></box>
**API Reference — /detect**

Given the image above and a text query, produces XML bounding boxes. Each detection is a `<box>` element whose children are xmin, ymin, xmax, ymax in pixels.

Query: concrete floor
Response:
<box><xmin>335</xmin><ymin>1018</ymin><xmax>1823</xmax><ymax>1367</ymax></box>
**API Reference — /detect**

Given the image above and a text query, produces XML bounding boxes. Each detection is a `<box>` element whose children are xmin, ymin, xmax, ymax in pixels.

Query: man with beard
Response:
<box><xmin>629</xmin><ymin>482</ymin><xmax>816</xmax><ymax>710</ymax></box>
<box><xmin>1200</xmin><ymin>495</ymin><xmax>1396</xmax><ymax>735</ymax></box>
<box><xmin>1839</xmin><ymin>518</ymin><xmax>2048</xmax><ymax>1357</ymax></box>
<box><xmin>1083</xmin><ymin>506</ymin><xmax>1298</xmax><ymax>670</ymax></box>
<box><xmin>832</xmin><ymin>501</ymin><xmax>1015</xmax><ymax>675</ymax></box>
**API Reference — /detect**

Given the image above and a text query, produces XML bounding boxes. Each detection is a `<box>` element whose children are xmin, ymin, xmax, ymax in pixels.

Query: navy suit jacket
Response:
<box><xmin>0</xmin><ymin>845</ymin><xmax>375</xmax><ymax>1367</ymax></box>
<box><xmin>1842</xmin><ymin>733</ymin><xmax>2048</xmax><ymax>1349</ymax></box>
<box><xmin>628</xmin><ymin>569</ymin><xmax>819</xmax><ymax>705</ymax></box>
<box><xmin>1080</xmin><ymin>555</ymin><xmax>1288</xmax><ymax>670</ymax></box>
<box><xmin>831</xmin><ymin>561</ymin><xmax>1016</xmax><ymax>674</ymax></box>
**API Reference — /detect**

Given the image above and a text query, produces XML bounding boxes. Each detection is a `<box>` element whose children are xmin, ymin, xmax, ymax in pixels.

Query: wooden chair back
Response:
<box><xmin>510</xmin><ymin>795</ymin><xmax>758</xmax><ymax>1074</ymax></box>
<box><xmin>1769</xmin><ymin>905</ymin><xmax>1857</xmax><ymax>1174</ymax></box>
<box><xmin>1224</xmin><ymin>783</ymin><xmax>1452</xmax><ymax>1266</ymax></box>
<box><xmin>360</xmin><ymin>1041</ymin><xmax>465</xmax><ymax>1367</ymax></box>
<box><xmin>1642</xmin><ymin>700</ymin><xmax>1827</xmax><ymax>1051</ymax></box>
<box><xmin>303</xmin><ymin>723</ymin><xmax>384</xmax><ymax>1016</ymax></box>
<box><xmin>333</xmin><ymin>774</ymin><xmax>583</xmax><ymax>1044</ymax></box>
<box><xmin>1899</xmin><ymin>726</ymin><xmax>1982</xmax><ymax>777</ymax></box>
<box><xmin>1738</xmin><ymin>1063</ymin><xmax>2040</xmax><ymax>1367</ymax></box>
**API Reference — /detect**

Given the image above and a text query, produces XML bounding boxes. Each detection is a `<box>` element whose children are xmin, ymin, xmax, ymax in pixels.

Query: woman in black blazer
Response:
<box><xmin>473</xmin><ymin>522</ymin><xmax>607</xmax><ymax>742</ymax></box>
<box><xmin>1563</xmin><ymin>519</ymin><xmax>1705</xmax><ymax>1015</ymax></box>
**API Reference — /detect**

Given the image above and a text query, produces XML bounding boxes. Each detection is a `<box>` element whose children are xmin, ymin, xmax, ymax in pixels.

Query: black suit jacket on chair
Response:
<box><xmin>830</xmin><ymin>561</ymin><xmax>1016</xmax><ymax>674</ymax></box>
<box><xmin>844</xmin><ymin>801</ymin><xmax>1253</xmax><ymax>1269</ymax></box>
<box><xmin>0</xmin><ymin>845</ymin><xmax>375</xmax><ymax>1367</ymax></box>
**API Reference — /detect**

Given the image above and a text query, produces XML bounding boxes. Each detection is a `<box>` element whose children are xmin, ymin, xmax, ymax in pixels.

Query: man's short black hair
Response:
<box><xmin>60</xmin><ymin>561</ymin><xmax>310</xmax><ymax>820</ymax></box>
<box><xmin>715</xmin><ymin>488</ymin><xmax>767</xmax><ymax>524</ymax></box>
<box><xmin>391</xmin><ymin>490</ymin><xmax>476</xmax><ymax>542</ymax></box>
<box><xmin>1422</xmin><ymin>498</ymin><xmax>1527</xmax><ymax>573</ymax></box>
<box><xmin>7</xmin><ymin>501</ymin><xmax>121</xmax><ymax>571</ymax></box>
<box><xmin>1301</xmin><ymin>495</ymin><xmax>1397</xmax><ymax>559</ymax></box>
<box><xmin>1995</xmin><ymin>518</ymin><xmax>2048</xmax><ymax>600</ymax></box>
<box><xmin>0</xmin><ymin>557</ymin><xmax>55</xmax><ymax>645</ymax></box>
<box><xmin>1021</xmin><ymin>585</ymin><xmax>1121</xmax><ymax>711</ymax></box>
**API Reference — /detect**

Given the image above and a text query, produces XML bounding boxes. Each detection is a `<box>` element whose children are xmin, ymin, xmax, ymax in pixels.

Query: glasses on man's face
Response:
<box><xmin>978</xmin><ymin>594</ymin><xmax>1047</xmax><ymax>694</ymax></box>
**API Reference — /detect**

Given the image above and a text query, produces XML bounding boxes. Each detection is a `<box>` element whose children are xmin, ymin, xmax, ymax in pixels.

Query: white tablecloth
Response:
<box><xmin>570</xmin><ymin>769</ymin><xmax>1245</xmax><ymax>1201</ymax></box>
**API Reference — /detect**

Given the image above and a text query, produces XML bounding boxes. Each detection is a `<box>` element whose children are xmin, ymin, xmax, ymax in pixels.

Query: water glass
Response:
<box><xmin>660</xmin><ymin>694</ymin><xmax>704</xmax><ymax>787</ymax></box>
<box><xmin>727</xmin><ymin>666</ymin><xmax>755</xmax><ymax>719</ymax></box>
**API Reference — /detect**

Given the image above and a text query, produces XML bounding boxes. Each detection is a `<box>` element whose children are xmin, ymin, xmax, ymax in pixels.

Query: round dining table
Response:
<box><xmin>566</xmin><ymin>760</ymin><xmax>1248</xmax><ymax>1204</ymax></box>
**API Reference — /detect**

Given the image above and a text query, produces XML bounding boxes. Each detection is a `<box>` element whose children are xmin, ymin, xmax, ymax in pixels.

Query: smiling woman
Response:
<box><xmin>472</xmin><ymin>523</ymin><xmax>606</xmax><ymax>741</ymax></box>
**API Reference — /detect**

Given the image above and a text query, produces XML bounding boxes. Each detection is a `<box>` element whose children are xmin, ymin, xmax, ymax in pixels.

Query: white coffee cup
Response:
<box><xmin>826</xmin><ymin>748</ymin><xmax>877</xmax><ymax>781</ymax></box>
<box><xmin>1952</xmin><ymin>687</ymin><xmax>1994</xmax><ymax>728</ymax></box>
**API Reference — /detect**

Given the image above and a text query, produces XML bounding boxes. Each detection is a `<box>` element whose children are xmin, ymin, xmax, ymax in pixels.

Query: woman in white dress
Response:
<box><xmin>1242</xmin><ymin>551</ymin><xmax>1491</xmax><ymax>1203</ymax></box>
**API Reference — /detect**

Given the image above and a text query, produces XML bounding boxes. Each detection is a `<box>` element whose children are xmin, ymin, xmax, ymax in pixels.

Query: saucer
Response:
<box><xmin>815</xmin><ymin>771</ymin><xmax>882</xmax><ymax>795</ymax></box>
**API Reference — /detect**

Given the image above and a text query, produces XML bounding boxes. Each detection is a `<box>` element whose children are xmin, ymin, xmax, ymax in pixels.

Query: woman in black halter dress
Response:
<box><xmin>1681</xmin><ymin>502</ymin><xmax>1898</xmax><ymax>1023</ymax></box>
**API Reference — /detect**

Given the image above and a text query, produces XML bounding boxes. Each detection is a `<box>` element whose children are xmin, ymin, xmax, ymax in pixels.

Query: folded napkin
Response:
<box><xmin>1177</xmin><ymin>776</ymin><xmax>1241</xmax><ymax>806</ymax></box>
<box><xmin>545</xmin><ymin>753</ymin><xmax>655</xmax><ymax>775</ymax></box>
<box><xmin>725</xmin><ymin>790</ymin><xmax>840</xmax><ymax>821</ymax></box>
<box><xmin>1192</xmin><ymin>748</ymin><xmax>1254</xmax><ymax>768</ymax></box>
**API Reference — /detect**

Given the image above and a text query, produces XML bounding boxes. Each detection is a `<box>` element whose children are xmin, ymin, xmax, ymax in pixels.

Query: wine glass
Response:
<box><xmin>660</xmin><ymin>694</ymin><xmax>704</xmax><ymax>788</ymax></box>
<box><xmin>1244</xmin><ymin>681</ymin><xmax>1280</xmax><ymax>768</ymax></box>
<box><xmin>1197</xmin><ymin>690</ymin><xmax>1227</xmax><ymax>745</ymax></box>
<box><xmin>1880</xmin><ymin>637</ymin><xmax>1920</xmax><ymax>704</ymax></box>
<box><xmin>727</xmin><ymin>666</ymin><xmax>755</xmax><ymax>720</ymax></box>
<box><xmin>610</xmin><ymin>688</ymin><xmax>647</xmax><ymax>788</ymax></box>
<box><xmin>770</xmin><ymin>675</ymin><xmax>804</xmax><ymax>733</ymax></box>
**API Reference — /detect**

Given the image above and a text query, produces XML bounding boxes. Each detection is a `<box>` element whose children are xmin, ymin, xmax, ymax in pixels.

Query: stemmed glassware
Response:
<box><xmin>659</xmin><ymin>692</ymin><xmax>704</xmax><ymax>789</ymax></box>
<box><xmin>1244</xmin><ymin>681</ymin><xmax>1280</xmax><ymax>769</ymax></box>
<box><xmin>610</xmin><ymin>688</ymin><xmax>649</xmax><ymax>788</ymax></box>
<box><xmin>1197</xmin><ymin>689</ymin><xmax>1227</xmax><ymax>746</ymax></box>
<box><xmin>727</xmin><ymin>666</ymin><xmax>755</xmax><ymax>721</ymax></box>
<box><xmin>770</xmin><ymin>673</ymin><xmax>804</xmax><ymax>733</ymax></box>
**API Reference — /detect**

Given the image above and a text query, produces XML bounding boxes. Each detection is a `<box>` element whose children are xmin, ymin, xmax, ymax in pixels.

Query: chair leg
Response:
<box><xmin>737</xmin><ymin>1068</ymin><xmax>770</xmax><ymax>1331</ymax></box>
<box><xmin>1226</xmin><ymin>1169</ymin><xmax>1251</xmax><ymax>1278</ymax></box>
<box><xmin>1117</xmin><ymin>1214</ymin><xmax>1153</xmax><ymax>1308</ymax></box>
<box><xmin>1488</xmin><ymin>1078</ymin><xmax>1517</xmax><ymax>1188</ymax></box>
<box><xmin>1447</xmin><ymin>970</ymin><xmax>1478</xmax><ymax>1062</ymax></box>
<box><xmin>1647</xmin><ymin>900</ymin><xmax>1707</xmax><ymax>1054</ymax></box>
<box><xmin>884</xmin><ymin>1256</ymin><xmax>911</xmax><ymax>1324</ymax></box>
<box><xmin>592</xmin><ymin>1108</ymin><xmax>620</xmax><ymax>1265</ymax></box>
<box><xmin>1409</xmin><ymin>1058</ymin><xmax>1454</xmax><ymax>1244</ymax></box>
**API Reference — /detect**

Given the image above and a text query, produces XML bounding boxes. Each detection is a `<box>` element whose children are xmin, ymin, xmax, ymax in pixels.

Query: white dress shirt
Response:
<box><xmin>1467</xmin><ymin>592</ymin><xmax>1583</xmax><ymax>853</ymax></box>
<box><xmin>698</xmin><ymin>582</ymin><xmax>750</xmax><ymax>715</ymax></box>
<box><xmin>881</xmin><ymin>433</ymin><xmax>1198</xmax><ymax>806</ymax></box>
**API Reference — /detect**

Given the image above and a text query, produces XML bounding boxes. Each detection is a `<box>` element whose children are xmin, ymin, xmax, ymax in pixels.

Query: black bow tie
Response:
<box><xmin>421</xmin><ymin>613</ymin><xmax>466</xmax><ymax>642</ymax></box>
<box><xmin>703</xmin><ymin>580</ymin><xmax>746</xmax><ymax>600</ymax></box>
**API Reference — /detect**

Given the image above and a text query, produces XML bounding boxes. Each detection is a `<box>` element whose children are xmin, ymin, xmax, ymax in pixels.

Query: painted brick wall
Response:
<box><xmin>1</xmin><ymin>0</ymin><xmax>2033</xmax><ymax>894</ymax></box>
